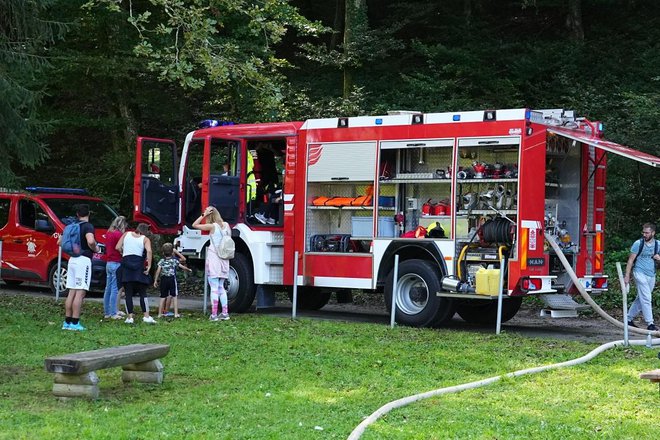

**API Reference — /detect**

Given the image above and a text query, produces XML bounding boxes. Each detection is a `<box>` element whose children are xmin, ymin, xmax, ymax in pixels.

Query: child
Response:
<box><xmin>154</xmin><ymin>243</ymin><xmax>192</xmax><ymax>318</ymax></box>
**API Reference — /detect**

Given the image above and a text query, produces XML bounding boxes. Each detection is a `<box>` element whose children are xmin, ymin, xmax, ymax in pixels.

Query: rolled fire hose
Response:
<box><xmin>348</xmin><ymin>234</ymin><xmax>659</xmax><ymax>439</ymax></box>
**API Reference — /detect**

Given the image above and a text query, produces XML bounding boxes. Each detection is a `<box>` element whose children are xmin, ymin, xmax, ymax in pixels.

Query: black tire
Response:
<box><xmin>384</xmin><ymin>259</ymin><xmax>455</xmax><ymax>327</ymax></box>
<box><xmin>226</xmin><ymin>253</ymin><xmax>256</xmax><ymax>312</ymax></box>
<box><xmin>456</xmin><ymin>297</ymin><xmax>523</xmax><ymax>325</ymax></box>
<box><xmin>2</xmin><ymin>279</ymin><xmax>23</xmax><ymax>288</ymax></box>
<box><xmin>48</xmin><ymin>261</ymin><xmax>68</xmax><ymax>295</ymax></box>
<box><xmin>287</xmin><ymin>287</ymin><xmax>332</xmax><ymax>310</ymax></box>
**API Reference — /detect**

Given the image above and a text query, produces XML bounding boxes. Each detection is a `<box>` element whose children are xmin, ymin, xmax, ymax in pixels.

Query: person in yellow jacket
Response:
<box><xmin>231</xmin><ymin>148</ymin><xmax>257</xmax><ymax>205</ymax></box>
<box><xmin>246</xmin><ymin>150</ymin><xmax>257</xmax><ymax>204</ymax></box>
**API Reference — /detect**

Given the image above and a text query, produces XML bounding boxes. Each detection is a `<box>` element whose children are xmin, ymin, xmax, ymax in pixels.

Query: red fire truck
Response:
<box><xmin>133</xmin><ymin>108</ymin><xmax>660</xmax><ymax>327</ymax></box>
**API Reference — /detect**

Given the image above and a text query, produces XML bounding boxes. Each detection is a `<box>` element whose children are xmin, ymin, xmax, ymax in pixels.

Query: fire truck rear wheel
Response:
<box><xmin>226</xmin><ymin>253</ymin><xmax>256</xmax><ymax>313</ymax></box>
<box><xmin>287</xmin><ymin>288</ymin><xmax>332</xmax><ymax>310</ymax></box>
<box><xmin>48</xmin><ymin>261</ymin><xmax>68</xmax><ymax>295</ymax></box>
<box><xmin>455</xmin><ymin>297</ymin><xmax>523</xmax><ymax>325</ymax></box>
<box><xmin>384</xmin><ymin>259</ymin><xmax>455</xmax><ymax>328</ymax></box>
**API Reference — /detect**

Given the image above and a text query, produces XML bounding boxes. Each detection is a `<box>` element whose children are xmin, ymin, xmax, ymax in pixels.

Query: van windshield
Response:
<box><xmin>43</xmin><ymin>198</ymin><xmax>118</xmax><ymax>229</ymax></box>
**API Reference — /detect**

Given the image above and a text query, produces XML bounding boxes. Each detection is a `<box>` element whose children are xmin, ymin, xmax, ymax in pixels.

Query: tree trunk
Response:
<box><xmin>330</xmin><ymin>0</ymin><xmax>344</xmax><ymax>50</ymax></box>
<box><xmin>566</xmin><ymin>0</ymin><xmax>584</xmax><ymax>41</ymax></box>
<box><xmin>343</xmin><ymin>0</ymin><xmax>367</xmax><ymax>99</ymax></box>
<box><xmin>464</xmin><ymin>0</ymin><xmax>472</xmax><ymax>27</ymax></box>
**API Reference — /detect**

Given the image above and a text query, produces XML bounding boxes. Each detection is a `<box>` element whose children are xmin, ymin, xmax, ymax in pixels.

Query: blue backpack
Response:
<box><xmin>61</xmin><ymin>221</ymin><xmax>83</xmax><ymax>256</ymax></box>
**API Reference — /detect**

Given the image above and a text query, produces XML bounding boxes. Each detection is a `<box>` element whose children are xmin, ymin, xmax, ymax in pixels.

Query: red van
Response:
<box><xmin>0</xmin><ymin>187</ymin><xmax>119</xmax><ymax>293</ymax></box>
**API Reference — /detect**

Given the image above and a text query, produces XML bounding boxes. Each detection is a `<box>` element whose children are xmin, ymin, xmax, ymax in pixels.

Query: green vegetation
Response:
<box><xmin>0</xmin><ymin>295</ymin><xmax>657</xmax><ymax>439</ymax></box>
<box><xmin>3</xmin><ymin>1</ymin><xmax>659</xmax><ymax>245</ymax></box>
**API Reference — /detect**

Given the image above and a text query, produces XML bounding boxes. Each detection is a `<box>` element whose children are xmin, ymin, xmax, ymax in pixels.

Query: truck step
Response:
<box><xmin>539</xmin><ymin>293</ymin><xmax>590</xmax><ymax>314</ymax></box>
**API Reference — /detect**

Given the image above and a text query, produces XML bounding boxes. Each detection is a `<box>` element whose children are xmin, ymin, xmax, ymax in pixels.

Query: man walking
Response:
<box><xmin>624</xmin><ymin>222</ymin><xmax>660</xmax><ymax>331</ymax></box>
<box><xmin>60</xmin><ymin>205</ymin><xmax>100</xmax><ymax>331</ymax></box>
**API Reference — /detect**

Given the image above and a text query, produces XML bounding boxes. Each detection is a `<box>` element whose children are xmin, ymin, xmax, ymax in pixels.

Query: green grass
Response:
<box><xmin>0</xmin><ymin>295</ymin><xmax>657</xmax><ymax>439</ymax></box>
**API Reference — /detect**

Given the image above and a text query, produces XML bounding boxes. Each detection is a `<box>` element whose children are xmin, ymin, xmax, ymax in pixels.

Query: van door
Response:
<box><xmin>3</xmin><ymin>198</ymin><xmax>56</xmax><ymax>282</ymax></box>
<box><xmin>134</xmin><ymin>137</ymin><xmax>180</xmax><ymax>234</ymax></box>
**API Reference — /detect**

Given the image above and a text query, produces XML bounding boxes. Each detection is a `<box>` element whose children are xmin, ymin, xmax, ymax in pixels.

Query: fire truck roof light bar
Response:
<box><xmin>25</xmin><ymin>187</ymin><xmax>89</xmax><ymax>195</ymax></box>
<box><xmin>198</xmin><ymin>119</ymin><xmax>235</xmax><ymax>129</ymax></box>
<box><xmin>301</xmin><ymin>109</ymin><xmax>550</xmax><ymax>130</ymax></box>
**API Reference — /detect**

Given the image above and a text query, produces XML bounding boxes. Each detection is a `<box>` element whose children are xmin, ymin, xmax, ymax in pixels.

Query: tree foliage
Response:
<box><xmin>87</xmin><ymin>0</ymin><xmax>326</xmax><ymax>120</ymax></box>
<box><xmin>0</xmin><ymin>0</ymin><xmax>65</xmax><ymax>186</ymax></box>
<box><xmin>10</xmin><ymin>0</ymin><xmax>660</xmax><ymax>247</ymax></box>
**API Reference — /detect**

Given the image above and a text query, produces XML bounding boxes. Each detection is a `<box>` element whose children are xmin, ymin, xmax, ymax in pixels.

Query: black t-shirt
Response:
<box><xmin>79</xmin><ymin>221</ymin><xmax>96</xmax><ymax>259</ymax></box>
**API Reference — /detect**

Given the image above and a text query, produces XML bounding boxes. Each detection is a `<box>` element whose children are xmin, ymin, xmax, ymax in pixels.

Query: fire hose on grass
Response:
<box><xmin>347</xmin><ymin>234</ymin><xmax>660</xmax><ymax>440</ymax></box>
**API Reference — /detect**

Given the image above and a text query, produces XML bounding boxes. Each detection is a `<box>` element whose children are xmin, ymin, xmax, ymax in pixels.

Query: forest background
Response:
<box><xmin>2</xmin><ymin>0</ymin><xmax>659</xmax><ymax>251</ymax></box>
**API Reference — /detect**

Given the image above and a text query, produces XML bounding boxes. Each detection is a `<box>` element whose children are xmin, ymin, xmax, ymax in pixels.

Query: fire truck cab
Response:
<box><xmin>134</xmin><ymin>108</ymin><xmax>660</xmax><ymax>327</ymax></box>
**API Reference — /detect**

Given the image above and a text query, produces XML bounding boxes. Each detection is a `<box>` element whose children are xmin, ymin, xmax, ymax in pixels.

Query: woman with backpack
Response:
<box><xmin>116</xmin><ymin>223</ymin><xmax>156</xmax><ymax>324</ymax></box>
<box><xmin>193</xmin><ymin>206</ymin><xmax>231</xmax><ymax>321</ymax></box>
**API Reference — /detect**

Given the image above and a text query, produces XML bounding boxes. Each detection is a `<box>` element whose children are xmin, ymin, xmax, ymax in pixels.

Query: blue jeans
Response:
<box><xmin>103</xmin><ymin>262</ymin><xmax>121</xmax><ymax>316</ymax></box>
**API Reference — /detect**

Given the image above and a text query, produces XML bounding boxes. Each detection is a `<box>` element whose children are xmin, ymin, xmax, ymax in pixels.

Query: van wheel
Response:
<box><xmin>456</xmin><ymin>297</ymin><xmax>523</xmax><ymax>325</ymax></box>
<box><xmin>384</xmin><ymin>259</ymin><xmax>455</xmax><ymax>327</ymax></box>
<box><xmin>226</xmin><ymin>253</ymin><xmax>256</xmax><ymax>312</ymax></box>
<box><xmin>287</xmin><ymin>287</ymin><xmax>332</xmax><ymax>310</ymax></box>
<box><xmin>48</xmin><ymin>261</ymin><xmax>68</xmax><ymax>295</ymax></box>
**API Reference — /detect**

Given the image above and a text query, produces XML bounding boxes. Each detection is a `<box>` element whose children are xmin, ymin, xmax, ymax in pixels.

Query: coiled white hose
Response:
<box><xmin>349</xmin><ymin>234</ymin><xmax>659</xmax><ymax>439</ymax></box>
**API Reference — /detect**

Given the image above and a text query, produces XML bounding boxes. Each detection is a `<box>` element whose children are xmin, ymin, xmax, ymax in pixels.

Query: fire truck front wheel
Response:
<box><xmin>48</xmin><ymin>261</ymin><xmax>68</xmax><ymax>295</ymax></box>
<box><xmin>455</xmin><ymin>297</ymin><xmax>523</xmax><ymax>325</ymax></box>
<box><xmin>227</xmin><ymin>253</ymin><xmax>256</xmax><ymax>313</ymax></box>
<box><xmin>384</xmin><ymin>260</ymin><xmax>455</xmax><ymax>328</ymax></box>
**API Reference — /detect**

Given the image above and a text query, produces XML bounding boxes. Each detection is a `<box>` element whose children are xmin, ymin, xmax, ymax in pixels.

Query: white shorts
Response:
<box><xmin>65</xmin><ymin>255</ymin><xmax>92</xmax><ymax>291</ymax></box>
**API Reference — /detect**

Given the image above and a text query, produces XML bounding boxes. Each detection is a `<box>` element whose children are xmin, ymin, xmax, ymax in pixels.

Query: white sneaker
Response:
<box><xmin>266</xmin><ymin>218</ymin><xmax>275</xmax><ymax>225</ymax></box>
<box><xmin>125</xmin><ymin>317</ymin><xmax>134</xmax><ymax>324</ymax></box>
<box><xmin>254</xmin><ymin>213</ymin><xmax>267</xmax><ymax>224</ymax></box>
<box><xmin>209</xmin><ymin>314</ymin><xmax>219</xmax><ymax>321</ymax></box>
<box><xmin>219</xmin><ymin>313</ymin><xmax>230</xmax><ymax>321</ymax></box>
<box><xmin>143</xmin><ymin>316</ymin><xmax>157</xmax><ymax>324</ymax></box>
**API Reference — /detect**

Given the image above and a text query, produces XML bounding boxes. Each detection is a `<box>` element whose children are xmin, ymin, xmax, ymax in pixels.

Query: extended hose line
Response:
<box><xmin>347</xmin><ymin>337</ymin><xmax>659</xmax><ymax>440</ymax></box>
<box><xmin>348</xmin><ymin>234</ymin><xmax>660</xmax><ymax>439</ymax></box>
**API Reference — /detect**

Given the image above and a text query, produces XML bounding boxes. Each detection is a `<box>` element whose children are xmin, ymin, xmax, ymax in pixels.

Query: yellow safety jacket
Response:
<box><xmin>246</xmin><ymin>151</ymin><xmax>257</xmax><ymax>202</ymax></box>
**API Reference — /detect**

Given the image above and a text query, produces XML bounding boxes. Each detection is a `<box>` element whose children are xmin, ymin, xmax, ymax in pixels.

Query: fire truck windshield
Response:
<box><xmin>43</xmin><ymin>198</ymin><xmax>118</xmax><ymax>229</ymax></box>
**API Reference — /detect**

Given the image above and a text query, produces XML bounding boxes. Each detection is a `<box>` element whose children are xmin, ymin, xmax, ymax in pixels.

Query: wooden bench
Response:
<box><xmin>45</xmin><ymin>344</ymin><xmax>170</xmax><ymax>399</ymax></box>
<box><xmin>640</xmin><ymin>369</ymin><xmax>660</xmax><ymax>395</ymax></box>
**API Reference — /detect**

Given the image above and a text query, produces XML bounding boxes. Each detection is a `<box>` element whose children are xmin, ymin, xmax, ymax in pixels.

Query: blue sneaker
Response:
<box><xmin>69</xmin><ymin>322</ymin><xmax>86</xmax><ymax>331</ymax></box>
<box><xmin>61</xmin><ymin>321</ymin><xmax>71</xmax><ymax>330</ymax></box>
<box><xmin>165</xmin><ymin>312</ymin><xmax>175</xmax><ymax>317</ymax></box>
